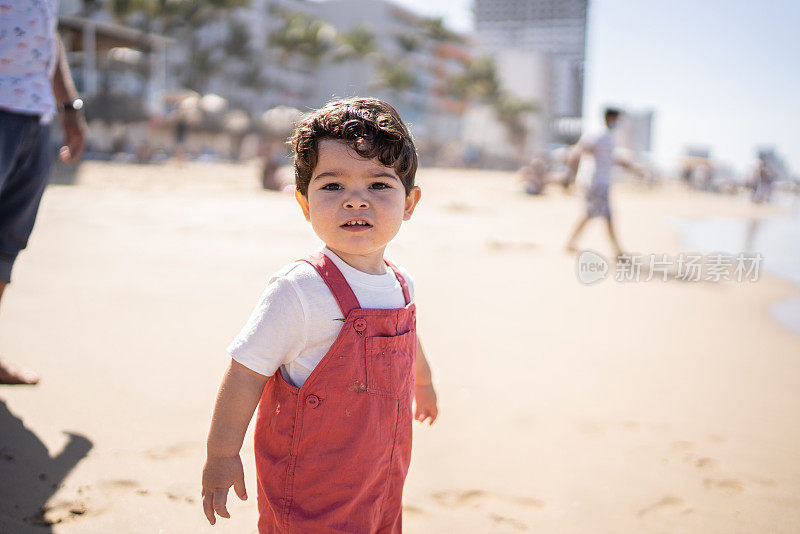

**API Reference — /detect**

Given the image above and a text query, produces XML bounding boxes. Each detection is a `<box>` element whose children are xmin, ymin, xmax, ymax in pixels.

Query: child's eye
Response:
<box><xmin>321</xmin><ymin>183</ymin><xmax>342</xmax><ymax>191</ymax></box>
<box><xmin>370</xmin><ymin>182</ymin><xmax>392</xmax><ymax>190</ymax></box>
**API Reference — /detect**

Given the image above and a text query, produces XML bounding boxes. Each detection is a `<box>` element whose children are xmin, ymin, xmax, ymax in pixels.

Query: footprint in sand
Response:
<box><xmin>24</xmin><ymin>500</ymin><xmax>89</xmax><ymax>527</ymax></box>
<box><xmin>402</xmin><ymin>504</ymin><xmax>426</xmax><ymax>516</ymax></box>
<box><xmin>432</xmin><ymin>489</ymin><xmax>543</xmax><ymax>530</ymax></box>
<box><xmin>441</xmin><ymin>201</ymin><xmax>483</xmax><ymax>214</ymax></box>
<box><xmin>432</xmin><ymin>489</ymin><xmax>545</xmax><ymax>511</ymax></box>
<box><xmin>145</xmin><ymin>441</ymin><xmax>198</xmax><ymax>460</ymax></box>
<box><xmin>166</xmin><ymin>492</ymin><xmax>197</xmax><ymax>504</ymax></box>
<box><xmin>486</xmin><ymin>239</ymin><xmax>538</xmax><ymax>252</ymax></box>
<box><xmin>97</xmin><ymin>479</ymin><xmax>141</xmax><ymax>492</ymax></box>
<box><xmin>636</xmin><ymin>496</ymin><xmax>692</xmax><ymax>517</ymax></box>
<box><xmin>695</xmin><ymin>457</ymin><xmax>717</xmax><ymax>470</ymax></box>
<box><xmin>490</xmin><ymin>513</ymin><xmax>528</xmax><ymax>531</ymax></box>
<box><xmin>579</xmin><ymin>421</ymin><xmax>605</xmax><ymax>437</ymax></box>
<box><xmin>620</xmin><ymin>421</ymin><xmax>640</xmax><ymax>431</ymax></box>
<box><xmin>704</xmin><ymin>478</ymin><xmax>744</xmax><ymax>495</ymax></box>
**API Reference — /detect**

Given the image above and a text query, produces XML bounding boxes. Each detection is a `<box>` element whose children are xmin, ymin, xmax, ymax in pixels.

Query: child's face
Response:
<box><xmin>295</xmin><ymin>139</ymin><xmax>420</xmax><ymax>270</ymax></box>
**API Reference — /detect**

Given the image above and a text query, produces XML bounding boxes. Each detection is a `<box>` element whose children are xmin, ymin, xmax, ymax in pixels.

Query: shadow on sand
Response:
<box><xmin>0</xmin><ymin>399</ymin><xmax>92</xmax><ymax>532</ymax></box>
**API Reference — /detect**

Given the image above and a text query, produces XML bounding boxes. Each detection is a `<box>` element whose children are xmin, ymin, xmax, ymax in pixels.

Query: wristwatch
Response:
<box><xmin>60</xmin><ymin>98</ymin><xmax>84</xmax><ymax>112</ymax></box>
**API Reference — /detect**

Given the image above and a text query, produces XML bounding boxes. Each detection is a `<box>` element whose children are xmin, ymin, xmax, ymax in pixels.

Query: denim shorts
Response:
<box><xmin>0</xmin><ymin>109</ymin><xmax>53</xmax><ymax>282</ymax></box>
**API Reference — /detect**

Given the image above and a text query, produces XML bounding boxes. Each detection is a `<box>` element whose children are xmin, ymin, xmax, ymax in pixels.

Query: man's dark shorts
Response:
<box><xmin>0</xmin><ymin>109</ymin><xmax>53</xmax><ymax>283</ymax></box>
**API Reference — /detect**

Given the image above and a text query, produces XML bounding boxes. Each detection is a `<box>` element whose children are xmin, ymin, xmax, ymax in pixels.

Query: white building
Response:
<box><xmin>473</xmin><ymin>0</ymin><xmax>588</xmax><ymax>144</ymax></box>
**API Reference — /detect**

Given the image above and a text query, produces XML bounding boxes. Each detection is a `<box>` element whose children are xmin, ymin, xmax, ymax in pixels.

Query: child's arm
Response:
<box><xmin>414</xmin><ymin>336</ymin><xmax>438</xmax><ymax>425</ymax></box>
<box><xmin>202</xmin><ymin>360</ymin><xmax>269</xmax><ymax>525</ymax></box>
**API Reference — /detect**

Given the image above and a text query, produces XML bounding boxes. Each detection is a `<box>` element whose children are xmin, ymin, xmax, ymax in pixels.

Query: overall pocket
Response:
<box><xmin>365</xmin><ymin>330</ymin><xmax>415</xmax><ymax>398</ymax></box>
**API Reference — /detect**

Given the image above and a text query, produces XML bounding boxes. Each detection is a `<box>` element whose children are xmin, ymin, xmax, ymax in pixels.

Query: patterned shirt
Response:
<box><xmin>0</xmin><ymin>0</ymin><xmax>59</xmax><ymax>123</ymax></box>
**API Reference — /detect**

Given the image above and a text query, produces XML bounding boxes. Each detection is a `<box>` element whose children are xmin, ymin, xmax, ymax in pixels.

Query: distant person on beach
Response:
<box><xmin>258</xmin><ymin>135</ymin><xmax>286</xmax><ymax>191</ymax></box>
<box><xmin>202</xmin><ymin>98</ymin><xmax>438</xmax><ymax>532</ymax></box>
<box><xmin>0</xmin><ymin>1</ymin><xmax>87</xmax><ymax>385</ymax></box>
<box><xmin>564</xmin><ymin>108</ymin><xmax>643</xmax><ymax>259</ymax></box>
<box><xmin>173</xmin><ymin>117</ymin><xmax>188</xmax><ymax>161</ymax></box>
<box><xmin>751</xmin><ymin>153</ymin><xmax>776</xmax><ymax>203</ymax></box>
<box><xmin>520</xmin><ymin>155</ymin><xmax>548</xmax><ymax>195</ymax></box>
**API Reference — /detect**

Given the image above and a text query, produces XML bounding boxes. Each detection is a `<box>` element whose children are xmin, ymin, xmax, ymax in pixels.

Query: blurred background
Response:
<box><xmin>50</xmin><ymin>0</ymin><xmax>798</xmax><ymax>188</ymax></box>
<box><xmin>2</xmin><ymin>1</ymin><xmax>800</xmax><ymax>533</ymax></box>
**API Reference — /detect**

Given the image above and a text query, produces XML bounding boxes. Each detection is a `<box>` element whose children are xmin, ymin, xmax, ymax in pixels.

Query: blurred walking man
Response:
<box><xmin>0</xmin><ymin>1</ymin><xmax>87</xmax><ymax>384</ymax></box>
<box><xmin>565</xmin><ymin>108</ymin><xmax>641</xmax><ymax>259</ymax></box>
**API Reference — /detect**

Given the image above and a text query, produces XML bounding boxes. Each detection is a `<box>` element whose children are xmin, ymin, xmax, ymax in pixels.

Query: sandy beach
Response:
<box><xmin>1</xmin><ymin>160</ymin><xmax>799</xmax><ymax>533</ymax></box>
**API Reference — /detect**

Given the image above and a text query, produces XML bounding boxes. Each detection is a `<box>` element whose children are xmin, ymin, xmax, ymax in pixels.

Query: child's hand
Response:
<box><xmin>202</xmin><ymin>454</ymin><xmax>248</xmax><ymax>525</ymax></box>
<box><xmin>413</xmin><ymin>383</ymin><xmax>438</xmax><ymax>425</ymax></box>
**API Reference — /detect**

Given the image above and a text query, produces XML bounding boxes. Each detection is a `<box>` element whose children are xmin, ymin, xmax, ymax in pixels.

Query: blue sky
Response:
<box><xmin>393</xmin><ymin>0</ymin><xmax>800</xmax><ymax>174</ymax></box>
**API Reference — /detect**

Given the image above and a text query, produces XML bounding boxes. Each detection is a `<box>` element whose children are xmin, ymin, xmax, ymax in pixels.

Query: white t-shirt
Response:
<box><xmin>577</xmin><ymin>128</ymin><xmax>615</xmax><ymax>188</ymax></box>
<box><xmin>228</xmin><ymin>247</ymin><xmax>414</xmax><ymax>387</ymax></box>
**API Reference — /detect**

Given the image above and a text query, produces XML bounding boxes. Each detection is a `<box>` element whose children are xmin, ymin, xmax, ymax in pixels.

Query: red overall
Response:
<box><xmin>255</xmin><ymin>252</ymin><xmax>416</xmax><ymax>533</ymax></box>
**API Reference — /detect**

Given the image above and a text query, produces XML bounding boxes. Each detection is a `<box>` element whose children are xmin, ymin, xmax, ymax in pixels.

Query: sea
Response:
<box><xmin>673</xmin><ymin>192</ymin><xmax>800</xmax><ymax>337</ymax></box>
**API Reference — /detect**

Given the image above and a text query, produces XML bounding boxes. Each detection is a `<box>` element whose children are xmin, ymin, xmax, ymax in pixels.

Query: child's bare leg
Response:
<box><xmin>566</xmin><ymin>215</ymin><xmax>590</xmax><ymax>252</ymax></box>
<box><xmin>0</xmin><ymin>281</ymin><xmax>40</xmax><ymax>385</ymax></box>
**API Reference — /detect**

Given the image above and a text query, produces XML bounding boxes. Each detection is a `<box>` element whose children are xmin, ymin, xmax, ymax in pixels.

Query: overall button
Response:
<box><xmin>306</xmin><ymin>395</ymin><xmax>320</xmax><ymax>408</ymax></box>
<box><xmin>354</xmin><ymin>318</ymin><xmax>367</xmax><ymax>332</ymax></box>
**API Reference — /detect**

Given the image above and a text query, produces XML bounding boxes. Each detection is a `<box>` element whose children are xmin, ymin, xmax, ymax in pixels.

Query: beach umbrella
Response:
<box><xmin>177</xmin><ymin>94</ymin><xmax>202</xmax><ymax>125</ymax></box>
<box><xmin>200</xmin><ymin>94</ymin><xmax>228</xmax><ymax>114</ymax></box>
<box><xmin>260</xmin><ymin>106</ymin><xmax>305</xmax><ymax>138</ymax></box>
<box><xmin>194</xmin><ymin>94</ymin><xmax>229</xmax><ymax>133</ymax></box>
<box><xmin>107</xmin><ymin>46</ymin><xmax>143</xmax><ymax>66</ymax></box>
<box><xmin>224</xmin><ymin>109</ymin><xmax>251</xmax><ymax>134</ymax></box>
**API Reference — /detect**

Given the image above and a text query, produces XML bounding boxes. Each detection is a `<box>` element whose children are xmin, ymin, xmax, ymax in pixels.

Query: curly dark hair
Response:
<box><xmin>290</xmin><ymin>97</ymin><xmax>418</xmax><ymax>196</ymax></box>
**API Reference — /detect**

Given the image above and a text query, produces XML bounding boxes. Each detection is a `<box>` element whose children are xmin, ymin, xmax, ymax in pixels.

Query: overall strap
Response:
<box><xmin>383</xmin><ymin>258</ymin><xmax>411</xmax><ymax>306</ymax></box>
<box><xmin>302</xmin><ymin>252</ymin><xmax>361</xmax><ymax>317</ymax></box>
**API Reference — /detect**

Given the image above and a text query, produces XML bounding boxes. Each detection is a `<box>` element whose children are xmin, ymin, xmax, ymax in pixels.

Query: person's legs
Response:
<box><xmin>567</xmin><ymin>183</ymin><xmax>608</xmax><ymax>252</ymax></box>
<box><xmin>0</xmin><ymin>120</ymin><xmax>53</xmax><ymax>281</ymax></box>
<box><xmin>0</xmin><ymin>111</ymin><xmax>52</xmax><ymax>385</ymax></box>
<box><xmin>605</xmin><ymin>216</ymin><xmax>623</xmax><ymax>258</ymax></box>
<box><xmin>566</xmin><ymin>214</ymin><xmax>590</xmax><ymax>252</ymax></box>
<box><xmin>0</xmin><ymin>279</ymin><xmax>40</xmax><ymax>384</ymax></box>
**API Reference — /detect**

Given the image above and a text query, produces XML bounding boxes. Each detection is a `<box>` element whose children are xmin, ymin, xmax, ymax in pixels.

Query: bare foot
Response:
<box><xmin>0</xmin><ymin>357</ymin><xmax>40</xmax><ymax>385</ymax></box>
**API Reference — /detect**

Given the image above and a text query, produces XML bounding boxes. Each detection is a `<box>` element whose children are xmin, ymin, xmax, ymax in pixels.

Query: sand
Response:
<box><xmin>1</xmin><ymin>160</ymin><xmax>798</xmax><ymax>533</ymax></box>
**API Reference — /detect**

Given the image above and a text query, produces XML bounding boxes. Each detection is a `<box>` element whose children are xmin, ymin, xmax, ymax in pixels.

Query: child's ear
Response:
<box><xmin>295</xmin><ymin>189</ymin><xmax>311</xmax><ymax>221</ymax></box>
<box><xmin>403</xmin><ymin>186</ymin><xmax>421</xmax><ymax>221</ymax></box>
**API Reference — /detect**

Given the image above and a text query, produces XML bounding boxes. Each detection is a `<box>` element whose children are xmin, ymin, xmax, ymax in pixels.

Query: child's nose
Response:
<box><xmin>344</xmin><ymin>197</ymin><xmax>369</xmax><ymax>209</ymax></box>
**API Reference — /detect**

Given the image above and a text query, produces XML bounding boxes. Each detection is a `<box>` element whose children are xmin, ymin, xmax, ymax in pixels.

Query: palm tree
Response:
<box><xmin>421</xmin><ymin>17</ymin><xmax>465</xmax><ymax>44</ymax></box>
<box><xmin>494</xmin><ymin>94</ymin><xmax>539</xmax><ymax>156</ymax></box>
<box><xmin>110</xmin><ymin>0</ymin><xmax>247</xmax><ymax>21</ymax></box>
<box><xmin>181</xmin><ymin>38</ymin><xmax>218</xmax><ymax>93</ymax></box>
<box><xmin>395</xmin><ymin>33</ymin><xmax>421</xmax><ymax>54</ymax></box>
<box><xmin>108</xmin><ymin>0</ymin><xmax>248</xmax><ymax>100</ymax></box>
<box><xmin>224</xmin><ymin>19</ymin><xmax>251</xmax><ymax>60</ymax></box>
<box><xmin>268</xmin><ymin>11</ymin><xmax>336</xmax><ymax>66</ymax></box>
<box><xmin>450</xmin><ymin>56</ymin><xmax>539</xmax><ymax>159</ymax></box>
<box><xmin>335</xmin><ymin>24</ymin><xmax>377</xmax><ymax>62</ymax></box>
<box><xmin>449</xmin><ymin>56</ymin><xmax>501</xmax><ymax>102</ymax></box>
<box><xmin>374</xmin><ymin>59</ymin><xmax>416</xmax><ymax>104</ymax></box>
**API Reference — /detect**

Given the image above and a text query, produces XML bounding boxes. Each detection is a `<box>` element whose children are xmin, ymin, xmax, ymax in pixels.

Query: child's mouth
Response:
<box><xmin>340</xmin><ymin>219</ymin><xmax>372</xmax><ymax>231</ymax></box>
